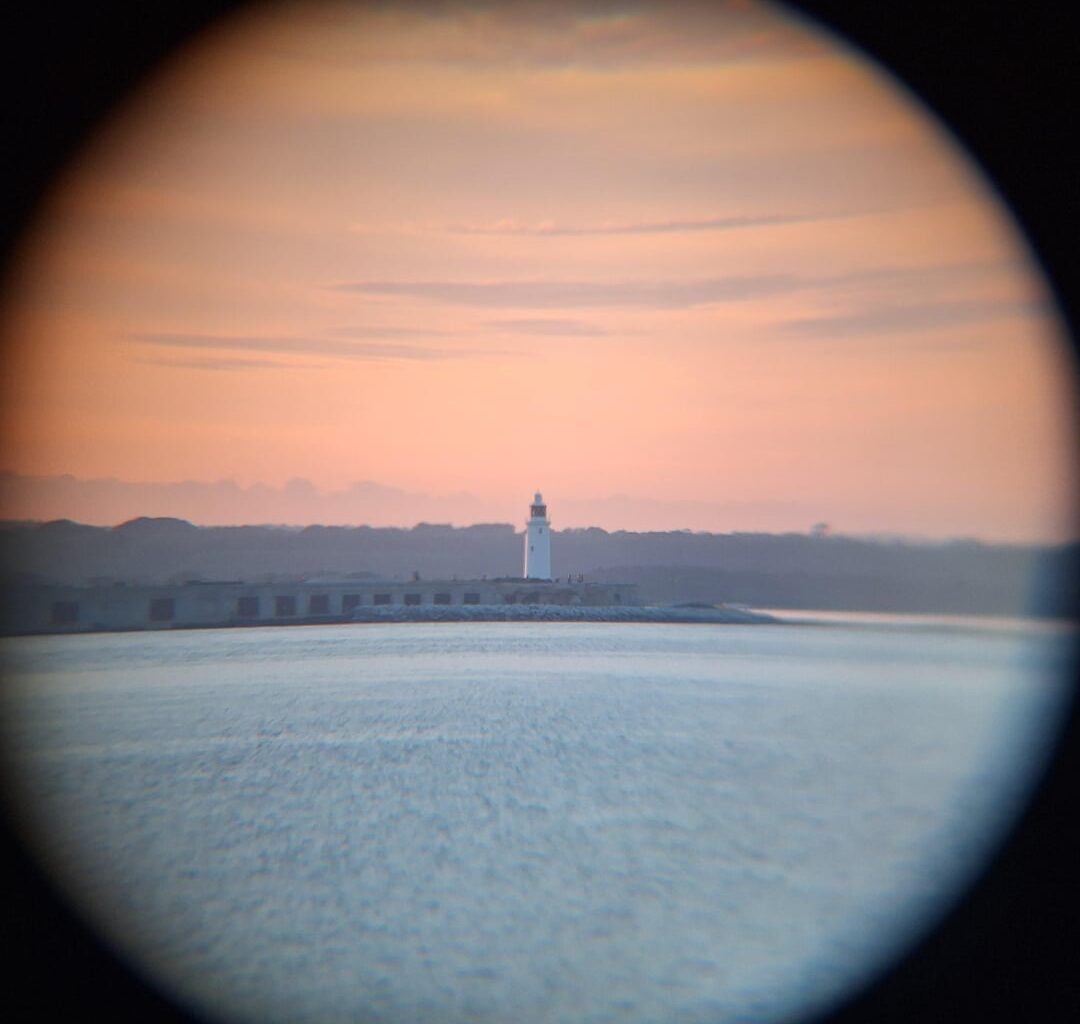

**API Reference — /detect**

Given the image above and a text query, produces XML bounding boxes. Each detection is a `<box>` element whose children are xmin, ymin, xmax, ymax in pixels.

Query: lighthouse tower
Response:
<box><xmin>524</xmin><ymin>491</ymin><xmax>552</xmax><ymax>579</ymax></box>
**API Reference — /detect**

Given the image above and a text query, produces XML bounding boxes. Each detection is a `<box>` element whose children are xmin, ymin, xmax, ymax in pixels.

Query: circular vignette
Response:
<box><xmin>778</xmin><ymin>5</ymin><xmax>1080</xmax><ymax>1021</ymax></box>
<box><xmin>0</xmin><ymin>3</ymin><xmax>1077</xmax><ymax>1024</ymax></box>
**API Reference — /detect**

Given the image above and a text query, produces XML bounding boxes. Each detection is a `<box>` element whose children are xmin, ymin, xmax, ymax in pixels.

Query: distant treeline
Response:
<box><xmin>0</xmin><ymin>517</ymin><xmax>1075</xmax><ymax>618</ymax></box>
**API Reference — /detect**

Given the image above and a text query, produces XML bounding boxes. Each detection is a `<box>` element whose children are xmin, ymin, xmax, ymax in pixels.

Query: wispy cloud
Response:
<box><xmin>331</xmin><ymin>260</ymin><xmax>1046</xmax><ymax>322</ymax></box>
<box><xmin>127</xmin><ymin>332</ymin><xmax>481</xmax><ymax>361</ymax></box>
<box><xmin>299</xmin><ymin>2</ymin><xmax>825</xmax><ymax>76</ymax></box>
<box><xmin>333</xmin><ymin>275</ymin><xmax>799</xmax><ymax>310</ymax></box>
<box><xmin>780</xmin><ymin>297</ymin><xmax>1051</xmax><ymax>339</ymax></box>
<box><xmin>482</xmin><ymin>318</ymin><xmax>608</xmax><ymax>336</ymax></box>
<box><xmin>330</xmin><ymin>325</ymin><xmax>458</xmax><ymax>339</ymax></box>
<box><xmin>818</xmin><ymin>257</ymin><xmax>1032</xmax><ymax>293</ymax></box>
<box><xmin>440</xmin><ymin>210</ymin><xmax>852</xmax><ymax>238</ymax></box>
<box><xmin>133</xmin><ymin>355</ymin><xmax>297</xmax><ymax>372</ymax></box>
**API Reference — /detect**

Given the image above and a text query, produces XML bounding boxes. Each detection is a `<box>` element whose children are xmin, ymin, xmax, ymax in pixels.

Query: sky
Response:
<box><xmin>0</xmin><ymin>0</ymin><xmax>1076</xmax><ymax>541</ymax></box>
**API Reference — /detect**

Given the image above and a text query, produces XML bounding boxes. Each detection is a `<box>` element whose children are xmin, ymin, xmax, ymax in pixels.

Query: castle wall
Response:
<box><xmin>1</xmin><ymin>578</ymin><xmax>639</xmax><ymax>635</ymax></box>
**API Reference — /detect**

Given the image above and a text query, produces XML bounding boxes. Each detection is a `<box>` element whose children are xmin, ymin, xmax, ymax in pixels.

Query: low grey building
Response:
<box><xmin>1</xmin><ymin>577</ymin><xmax>639</xmax><ymax>635</ymax></box>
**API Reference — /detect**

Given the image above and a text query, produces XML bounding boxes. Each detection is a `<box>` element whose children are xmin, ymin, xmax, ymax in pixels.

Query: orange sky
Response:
<box><xmin>0</xmin><ymin>0</ymin><xmax>1076</xmax><ymax>540</ymax></box>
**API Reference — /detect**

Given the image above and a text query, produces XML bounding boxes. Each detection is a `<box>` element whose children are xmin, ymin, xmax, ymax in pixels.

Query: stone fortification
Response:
<box><xmin>1</xmin><ymin>577</ymin><xmax>641</xmax><ymax>636</ymax></box>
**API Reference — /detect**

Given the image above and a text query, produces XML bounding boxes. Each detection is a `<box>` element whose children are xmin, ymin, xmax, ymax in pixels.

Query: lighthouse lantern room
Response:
<box><xmin>524</xmin><ymin>491</ymin><xmax>552</xmax><ymax>579</ymax></box>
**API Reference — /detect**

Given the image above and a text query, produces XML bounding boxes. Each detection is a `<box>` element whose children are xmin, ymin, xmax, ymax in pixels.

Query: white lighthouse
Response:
<box><xmin>524</xmin><ymin>491</ymin><xmax>552</xmax><ymax>579</ymax></box>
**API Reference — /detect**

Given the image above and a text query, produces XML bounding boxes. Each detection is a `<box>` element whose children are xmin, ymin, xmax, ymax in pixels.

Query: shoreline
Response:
<box><xmin>345</xmin><ymin>604</ymin><xmax>778</xmax><ymax>625</ymax></box>
<box><xmin>1</xmin><ymin>603</ymin><xmax>780</xmax><ymax>636</ymax></box>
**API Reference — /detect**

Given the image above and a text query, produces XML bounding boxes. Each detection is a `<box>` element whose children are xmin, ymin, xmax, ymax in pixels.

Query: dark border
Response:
<box><xmin>1</xmin><ymin>3</ymin><xmax>1078</xmax><ymax>1022</ymax></box>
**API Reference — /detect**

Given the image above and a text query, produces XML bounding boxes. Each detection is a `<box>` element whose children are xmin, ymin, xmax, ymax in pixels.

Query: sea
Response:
<box><xmin>0</xmin><ymin>613</ymin><xmax>1074</xmax><ymax>1024</ymax></box>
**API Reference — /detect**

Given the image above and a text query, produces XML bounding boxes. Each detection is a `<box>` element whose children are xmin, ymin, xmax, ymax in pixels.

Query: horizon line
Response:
<box><xmin>0</xmin><ymin>514</ymin><xmax>1067</xmax><ymax>550</ymax></box>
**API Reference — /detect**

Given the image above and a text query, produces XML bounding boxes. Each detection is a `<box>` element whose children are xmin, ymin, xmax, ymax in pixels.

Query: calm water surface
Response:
<box><xmin>0</xmin><ymin>616</ymin><xmax>1073</xmax><ymax>1024</ymax></box>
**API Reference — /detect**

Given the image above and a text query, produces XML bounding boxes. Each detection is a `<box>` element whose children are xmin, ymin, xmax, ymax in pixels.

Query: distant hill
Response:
<box><xmin>0</xmin><ymin>518</ymin><xmax>1074</xmax><ymax>618</ymax></box>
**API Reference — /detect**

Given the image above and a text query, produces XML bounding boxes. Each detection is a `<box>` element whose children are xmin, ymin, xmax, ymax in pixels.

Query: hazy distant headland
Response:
<box><xmin>2</xmin><ymin>470</ymin><xmax>1063</xmax><ymax>542</ymax></box>
<box><xmin>0</xmin><ymin>516</ymin><xmax>1073</xmax><ymax>619</ymax></box>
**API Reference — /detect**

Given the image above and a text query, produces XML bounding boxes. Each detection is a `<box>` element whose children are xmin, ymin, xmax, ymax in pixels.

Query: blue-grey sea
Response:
<box><xmin>0</xmin><ymin>615</ymin><xmax>1073</xmax><ymax>1024</ymax></box>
